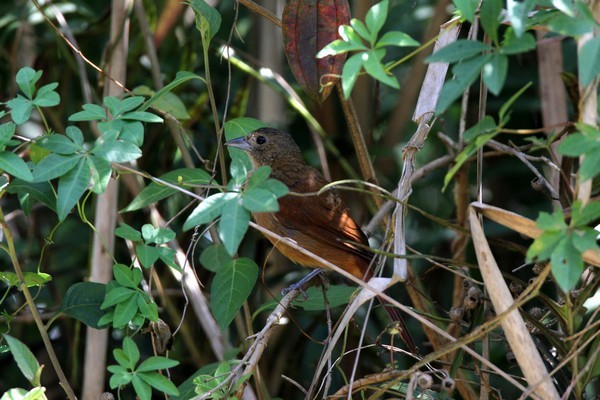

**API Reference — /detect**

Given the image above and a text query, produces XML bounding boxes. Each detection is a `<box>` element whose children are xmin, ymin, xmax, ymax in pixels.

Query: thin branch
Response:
<box><xmin>0</xmin><ymin>200</ymin><xmax>77</xmax><ymax>399</ymax></box>
<box><xmin>238</xmin><ymin>0</ymin><xmax>282</xmax><ymax>27</ymax></box>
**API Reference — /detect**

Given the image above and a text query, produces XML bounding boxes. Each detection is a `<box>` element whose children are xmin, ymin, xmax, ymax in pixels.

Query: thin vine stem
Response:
<box><xmin>0</xmin><ymin>193</ymin><xmax>77</xmax><ymax>399</ymax></box>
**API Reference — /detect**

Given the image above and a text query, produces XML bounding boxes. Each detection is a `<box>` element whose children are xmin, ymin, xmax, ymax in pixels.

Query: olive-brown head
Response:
<box><xmin>225</xmin><ymin>128</ymin><xmax>303</xmax><ymax>168</ymax></box>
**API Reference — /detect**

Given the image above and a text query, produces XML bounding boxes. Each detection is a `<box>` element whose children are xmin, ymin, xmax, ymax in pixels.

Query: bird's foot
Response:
<box><xmin>281</xmin><ymin>268</ymin><xmax>325</xmax><ymax>299</ymax></box>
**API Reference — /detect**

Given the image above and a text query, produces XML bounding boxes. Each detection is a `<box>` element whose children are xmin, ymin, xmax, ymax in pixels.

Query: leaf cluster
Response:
<box><xmin>107</xmin><ymin>336</ymin><xmax>179</xmax><ymax>400</ymax></box>
<box><xmin>317</xmin><ymin>0</ymin><xmax>419</xmax><ymax>97</ymax></box>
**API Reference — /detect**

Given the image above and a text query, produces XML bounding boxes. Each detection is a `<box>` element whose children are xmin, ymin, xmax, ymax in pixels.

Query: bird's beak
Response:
<box><xmin>225</xmin><ymin>136</ymin><xmax>251</xmax><ymax>150</ymax></box>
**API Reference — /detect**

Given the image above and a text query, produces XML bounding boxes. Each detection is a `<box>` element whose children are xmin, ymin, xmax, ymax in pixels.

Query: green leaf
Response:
<box><xmin>122</xmin><ymin>168</ymin><xmax>211</xmax><ymax>212</ymax></box>
<box><xmin>341</xmin><ymin>53</ymin><xmax>364</xmax><ymax>98</ymax></box>
<box><xmin>263</xmin><ymin>178</ymin><xmax>289</xmax><ymax>198</ymax></box>
<box><xmin>463</xmin><ymin>116</ymin><xmax>498</xmax><ymax>141</ymax></box>
<box><xmin>453</xmin><ymin>0</ymin><xmax>477</xmax><ymax>22</ymax></box>
<box><xmin>65</xmin><ymin>126</ymin><xmax>84</xmax><ymax>145</ymax></box>
<box><xmin>6</xmin><ymin>179</ymin><xmax>56</xmax><ymax>212</ymax></box>
<box><xmin>15</xmin><ymin>67</ymin><xmax>41</xmax><ymax>99</ymax></box>
<box><xmin>500</xmin><ymin>29</ymin><xmax>536</xmax><ymax>55</ymax></box>
<box><xmin>224</xmin><ymin>118</ymin><xmax>265</xmax><ymax>141</ymax></box>
<box><xmin>365</xmin><ymin>0</ymin><xmax>388</xmax><ymax>42</ymax></box>
<box><xmin>436</xmin><ymin>54</ymin><xmax>491</xmax><ymax>114</ymax></box>
<box><xmin>32</xmin><ymin>153</ymin><xmax>80</xmax><ymax>182</ymax></box>
<box><xmin>108</xmin><ymin>369</ymin><xmax>132</xmax><ymax>388</ymax></box>
<box><xmin>480</xmin><ymin>0</ymin><xmax>502</xmax><ymax>44</ymax></box>
<box><xmin>20</xmin><ymin>272</ymin><xmax>52</xmax><ymax>287</ymax></box>
<box><xmin>527</xmin><ymin>230</ymin><xmax>564</xmax><ymax>261</ymax></box>
<box><xmin>142</xmin><ymin>225</ymin><xmax>175</xmax><ymax>245</ymax></box>
<box><xmin>138</xmin><ymin>71</ymin><xmax>206</xmax><ymax>113</ymax></box>
<box><xmin>349</xmin><ymin>18</ymin><xmax>372</xmax><ymax>42</ymax></box>
<box><xmin>188</xmin><ymin>0</ymin><xmax>221</xmax><ymax>41</ymax></box>
<box><xmin>138</xmin><ymin>371</ymin><xmax>180</xmax><ymax>395</ymax></box>
<box><xmin>557</xmin><ymin>133</ymin><xmax>590</xmax><ymax>156</ymax></box>
<box><xmin>131</xmin><ymin>267</ymin><xmax>143</xmax><ymax>286</ymax></box>
<box><xmin>363</xmin><ymin>50</ymin><xmax>399</xmax><ymax>89</ymax></box>
<box><xmin>499</xmin><ymin>82</ymin><xmax>533</xmax><ymax>124</ymax></box>
<box><xmin>115</xmin><ymin>223</ymin><xmax>143</xmax><ymax>242</ymax></box>
<box><xmin>339</xmin><ymin>24</ymin><xmax>367</xmax><ymax>48</ymax></box>
<box><xmin>102</xmin><ymin>96</ymin><xmax>120</xmax><ymax>116</ymax></box>
<box><xmin>546</xmin><ymin>13</ymin><xmax>594</xmax><ymax>36</ymax></box>
<box><xmin>230</xmin><ymin>157</ymin><xmax>248</xmax><ymax>185</ymax></box>
<box><xmin>426</xmin><ymin>39</ymin><xmax>492</xmax><ymax>63</ymax></box>
<box><xmin>58</xmin><ymin>282</ymin><xmax>106</xmax><ymax>329</ymax></box>
<box><xmin>7</xmin><ymin>96</ymin><xmax>34</xmax><ymax>125</ymax></box>
<box><xmin>242</xmin><ymin>188</ymin><xmax>279</xmax><ymax>212</ymax></box>
<box><xmin>3</xmin><ymin>334</ymin><xmax>42</xmax><ymax>386</ymax></box>
<box><xmin>376</xmin><ymin>31</ymin><xmax>419</xmax><ymax>48</ymax></box>
<box><xmin>92</xmin><ymin>138</ymin><xmax>142</xmax><ymax>163</ymax></box>
<box><xmin>443</xmin><ymin>131</ymin><xmax>497</xmax><ymax>190</ymax></box>
<box><xmin>183</xmin><ymin>192</ymin><xmax>238</xmax><ymax>230</ymax></box>
<box><xmin>101</xmin><ymin>287</ymin><xmax>136</xmax><ymax>309</ymax></box>
<box><xmin>571</xmin><ymin>200</ymin><xmax>600</xmax><ymax>226</ymax></box>
<box><xmin>211</xmin><ymin>258</ymin><xmax>258</xmax><ymax>329</ymax></box>
<box><xmin>158</xmin><ymin>247</ymin><xmax>180</xmax><ymax>271</ymax></box>
<box><xmin>136</xmin><ymin>296</ymin><xmax>158</xmax><ymax>321</ymax></box>
<box><xmin>69</xmin><ymin>103</ymin><xmax>107</xmax><ymax>121</ymax></box>
<box><xmin>57</xmin><ymin>157</ymin><xmax>90</xmax><ymax>221</ymax></box>
<box><xmin>552</xmin><ymin>0</ymin><xmax>575</xmax><ymax>17</ymax></box>
<box><xmin>136</xmin><ymin>244</ymin><xmax>162</xmax><ymax>268</ymax></box>
<box><xmin>110</xmin><ymin>96</ymin><xmax>145</xmax><ymax>117</ymax></box>
<box><xmin>506</xmin><ymin>0</ymin><xmax>535</xmax><ymax>37</ymax></box>
<box><xmin>482</xmin><ymin>53</ymin><xmax>508</xmax><ymax>95</ymax></box>
<box><xmin>113</xmin><ymin>348</ymin><xmax>130</xmax><ymax>369</ymax></box>
<box><xmin>132</xmin><ymin>375</ymin><xmax>152</xmax><ymax>400</ymax></box>
<box><xmin>0</xmin><ymin>151</ymin><xmax>33</xmax><ymax>181</ymax></box>
<box><xmin>137</xmin><ymin>357</ymin><xmax>179</xmax><ymax>373</ymax></box>
<box><xmin>579</xmin><ymin>36</ymin><xmax>600</xmax><ymax>86</ymax></box>
<box><xmin>550</xmin><ymin>236</ymin><xmax>583</xmax><ymax>293</ymax></box>
<box><xmin>133</xmin><ymin>86</ymin><xmax>191</xmax><ymax>120</ymax></box>
<box><xmin>0</xmin><ymin>271</ymin><xmax>19</xmax><ymax>287</ymax></box>
<box><xmin>200</xmin><ymin>244</ymin><xmax>233</xmax><ymax>272</ymax></box>
<box><xmin>214</xmin><ymin>361</ymin><xmax>231</xmax><ymax>382</ymax></box>
<box><xmin>572</xmin><ymin>228</ymin><xmax>599</xmax><ymax>253</ymax></box>
<box><xmin>98</xmin><ymin>311</ymin><xmax>114</xmax><ymax>327</ymax></box>
<box><xmin>248</xmin><ymin>166</ymin><xmax>272</xmax><ymax>188</ymax></box>
<box><xmin>113</xmin><ymin>263</ymin><xmax>135</xmax><ymax>288</ymax></box>
<box><xmin>536</xmin><ymin>208</ymin><xmax>567</xmax><ymax>231</ymax></box>
<box><xmin>0</xmin><ymin>122</ymin><xmax>16</xmax><ymax>147</ymax></box>
<box><xmin>577</xmin><ymin>149</ymin><xmax>600</xmax><ymax>182</ymax></box>
<box><xmin>33</xmin><ymin>82</ymin><xmax>60</xmax><ymax>107</ymax></box>
<box><xmin>260</xmin><ymin>285</ymin><xmax>357</xmax><ymax>313</ymax></box>
<box><xmin>558</xmin><ymin>126</ymin><xmax>600</xmax><ymax>180</ymax></box>
<box><xmin>87</xmin><ymin>156</ymin><xmax>112</xmax><ymax>194</ymax></box>
<box><xmin>121</xmin><ymin>111</ymin><xmax>163</xmax><ymax>123</ymax></box>
<box><xmin>219</xmin><ymin>198</ymin><xmax>251</xmax><ymax>256</ymax></box>
<box><xmin>524</xmin><ymin>204</ymin><xmax>595</xmax><ymax>293</ymax></box>
<box><xmin>36</xmin><ymin>134</ymin><xmax>82</xmax><ymax>155</ymax></box>
<box><xmin>294</xmin><ymin>285</ymin><xmax>357</xmax><ymax>310</ymax></box>
<box><xmin>122</xmin><ymin>337</ymin><xmax>140</xmax><ymax>367</ymax></box>
<box><xmin>113</xmin><ymin>296</ymin><xmax>139</xmax><ymax>328</ymax></box>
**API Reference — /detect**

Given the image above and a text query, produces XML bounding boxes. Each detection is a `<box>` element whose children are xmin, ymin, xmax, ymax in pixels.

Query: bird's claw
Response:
<box><xmin>281</xmin><ymin>268</ymin><xmax>324</xmax><ymax>299</ymax></box>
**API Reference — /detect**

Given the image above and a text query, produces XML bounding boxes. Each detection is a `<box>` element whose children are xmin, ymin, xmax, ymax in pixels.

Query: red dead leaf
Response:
<box><xmin>282</xmin><ymin>0</ymin><xmax>350</xmax><ymax>103</ymax></box>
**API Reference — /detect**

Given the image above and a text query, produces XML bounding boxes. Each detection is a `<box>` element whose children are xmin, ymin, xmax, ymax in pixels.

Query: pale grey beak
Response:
<box><xmin>225</xmin><ymin>136</ymin><xmax>251</xmax><ymax>150</ymax></box>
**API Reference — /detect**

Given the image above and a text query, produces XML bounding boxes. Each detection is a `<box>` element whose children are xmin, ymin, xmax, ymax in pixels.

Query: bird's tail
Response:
<box><xmin>377</xmin><ymin>295</ymin><xmax>418</xmax><ymax>356</ymax></box>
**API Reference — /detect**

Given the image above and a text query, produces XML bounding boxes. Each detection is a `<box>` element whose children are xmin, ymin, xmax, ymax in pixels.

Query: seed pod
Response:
<box><xmin>282</xmin><ymin>0</ymin><xmax>350</xmax><ymax>102</ymax></box>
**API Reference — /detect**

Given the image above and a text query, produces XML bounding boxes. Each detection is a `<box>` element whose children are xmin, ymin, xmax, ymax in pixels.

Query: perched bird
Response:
<box><xmin>225</xmin><ymin>127</ymin><xmax>416</xmax><ymax>354</ymax></box>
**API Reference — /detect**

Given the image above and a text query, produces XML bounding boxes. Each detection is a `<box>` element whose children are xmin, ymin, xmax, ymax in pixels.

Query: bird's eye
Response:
<box><xmin>256</xmin><ymin>135</ymin><xmax>267</xmax><ymax>145</ymax></box>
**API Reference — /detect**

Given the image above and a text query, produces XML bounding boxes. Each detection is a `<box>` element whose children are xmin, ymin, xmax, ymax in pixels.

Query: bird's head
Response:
<box><xmin>225</xmin><ymin>127</ymin><xmax>303</xmax><ymax>167</ymax></box>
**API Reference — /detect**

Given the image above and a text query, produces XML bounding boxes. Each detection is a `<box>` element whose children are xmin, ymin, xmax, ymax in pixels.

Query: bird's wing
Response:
<box><xmin>274</xmin><ymin>183</ymin><xmax>373</xmax><ymax>262</ymax></box>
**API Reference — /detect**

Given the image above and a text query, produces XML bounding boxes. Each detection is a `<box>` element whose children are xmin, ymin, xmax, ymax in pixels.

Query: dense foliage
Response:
<box><xmin>0</xmin><ymin>0</ymin><xmax>599</xmax><ymax>399</ymax></box>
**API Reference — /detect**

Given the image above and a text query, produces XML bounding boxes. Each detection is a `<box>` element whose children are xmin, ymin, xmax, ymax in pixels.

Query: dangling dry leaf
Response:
<box><xmin>282</xmin><ymin>0</ymin><xmax>350</xmax><ymax>103</ymax></box>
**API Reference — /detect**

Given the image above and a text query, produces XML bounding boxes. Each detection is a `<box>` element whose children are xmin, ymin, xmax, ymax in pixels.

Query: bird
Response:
<box><xmin>225</xmin><ymin>127</ymin><xmax>417</xmax><ymax>354</ymax></box>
